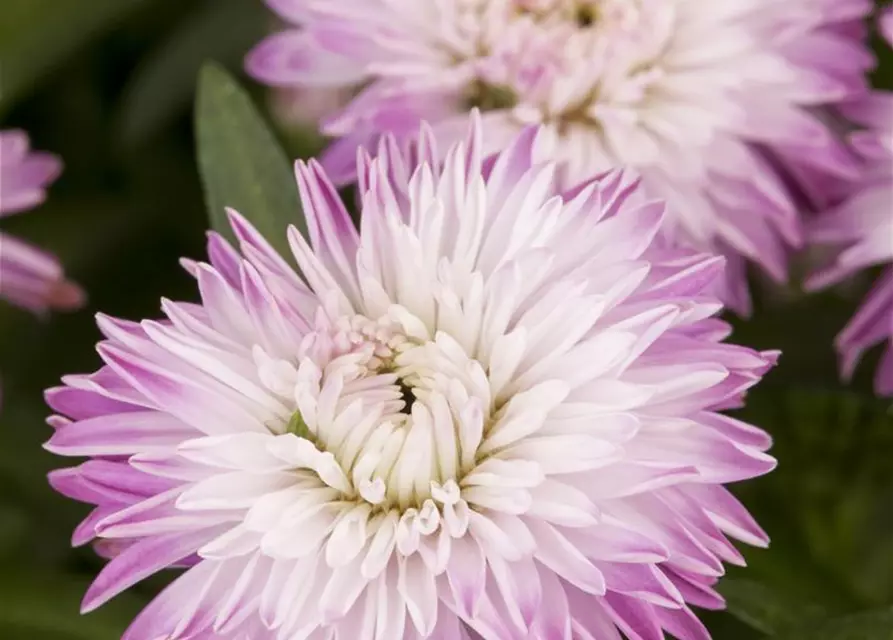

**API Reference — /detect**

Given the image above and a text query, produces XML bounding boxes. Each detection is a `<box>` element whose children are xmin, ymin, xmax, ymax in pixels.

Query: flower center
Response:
<box><xmin>264</xmin><ymin>311</ymin><xmax>491</xmax><ymax>543</ymax></box>
<box><xmin>397</xmin><ymin>379</ymin><xmax>417</xmax><ymax>414</ymax></box>
<box><xmin>464</xmin><ymin>80</ymin><xmax>519</xmax><ymax>112</ymax></box>
<box><xmin>575</xmin><ymin>4</ymin><xmax>597</xmax><ymax>27</ymax></box>
<box><xmin>460</xmin><ymin>0</ymin><xmax>675</xmax><ymax>152</ymax></box>
<box><xmin>517</xmin><ymin>0</ymin><xmax>604</xmax><ymax>26</ymax></box>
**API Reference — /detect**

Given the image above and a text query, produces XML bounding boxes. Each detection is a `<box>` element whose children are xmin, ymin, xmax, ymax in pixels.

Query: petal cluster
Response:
<box><xmin>0</xmin><ymin>130</ymin><xmax>83</xmax><ymax>314</ymax></box>
<box><xmin>806</xmin><ymin>9</ymin><xmax>893</xmax><ymax>395</ymax></box>
<box><xmin>246</xmin><ymin>0</ymin><xmax>875</xmax><ymax>313</ymax></box>
<box><xmin>46</xmin><ymin>116</ymin><xmax>777</xmax><ymax>639</ymax></box>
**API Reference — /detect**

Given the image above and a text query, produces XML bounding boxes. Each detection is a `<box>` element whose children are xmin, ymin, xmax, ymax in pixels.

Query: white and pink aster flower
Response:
<box><xmin>0</xmin><ymin>129</ymin><xmax>84</xmax><ymax>314</ymax></box>
<box><xmin>246</xmin><ymin>0</ymin><xmax>875</xmax><ymax>313</ymax></box>
<box><xmin>806</xmin><ymin>9</ymin><xmax>893</xmax><ymax>396</ymax></box>
<box><xmin>46</xmin><ymin>116</ymin><xmax>777</xmax><ymax>639</ymax></box>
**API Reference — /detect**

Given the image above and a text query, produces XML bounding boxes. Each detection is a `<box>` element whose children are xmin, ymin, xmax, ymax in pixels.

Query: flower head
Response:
<box><xmin>806</xmin><ymin>9</ymin><xmax>893</xmax><ymax>396</ymax></box>
<box><xmin>0</xmin><ymin>130</ymin><xmax>84</xmax><ymax>313</ymax></box>
<box><xmin>46</xmin><ymin>116</ymin><xmax>777</xmax><ymax>639</ymax></box>
<box><xmin>247</xmin><ymin>0</ymin><xmax>875</xmax><ymax>313</ymax></box>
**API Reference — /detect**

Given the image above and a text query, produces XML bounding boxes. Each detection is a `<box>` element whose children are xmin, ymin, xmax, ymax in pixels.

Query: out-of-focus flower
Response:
<box><xmin>882</xmin><ymin>7</ymin><xmax>893</xmax><ymax>46</ymax></box>
<box><xmin>46</xmin><ymin>116</ymin><xmax>777</xmax><ymax>639</ymax></box>
<box><xmin>0</xmin><ymin>130</ymin><xmax>84</xmax><ymax>313</ymax></box>
<box><xmin>806</xmin><ymin>9</ymin><xmax>893</xmax><ymax>396</ymax></box>
<box><xmin>246</xmin><ymin>0</ymin><xmax>875</xmax><ymax>313</ymax></box>
<box><xmin>270</xmin><ymin>86</ymin><xmax>355</xmax><ymax>132</ymax></box>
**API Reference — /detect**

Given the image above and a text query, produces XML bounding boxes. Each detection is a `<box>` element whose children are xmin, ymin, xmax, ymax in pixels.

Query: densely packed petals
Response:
<box><xmin>247</xmin><ymin>0</ymin><xmax>876</xmax><ymax>313</ymax></box>
<box><xmin>47</xmin><ymin>116</ymin><xmax>777</xmax><ymax>638</ymax></box>
<box><xmin>0</xmin><ymin>130</ymin><xmax>84</xmax><ymax>314</ymax></box>
<box><xmin>806</xmin><ymin>9</ymin><xmax>893</xmax><ymax>396</ymax></box>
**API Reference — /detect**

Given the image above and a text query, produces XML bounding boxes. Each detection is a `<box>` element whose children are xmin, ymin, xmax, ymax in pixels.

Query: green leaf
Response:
<box><xmin>0</xmin><ymin>569</ymin><xmax>144</xmax><ymax>639</ymax></box>
<box><xmin>717</xmin><ymin>578</ymin><xmax>825</xmax><ymax>635</ymax></box>
<box><xmin>776</xmin><ymin>607</ymin><xmax>893</xmax><ymax>640</ymax></box>
<box><xmin>116</xmin><ymin>0</ymin><xmax>268</xmax><ymax>146</ymax></box>
<box><xmin>195</xmin><ymin>62</ymin><xmax>305</xmax><ymax>259</ymax></box>
<box><xmin>0</xmin><ymin>0</ymin><xmax>157</xmax><ymax>115</ymax></box>
<box><xmin>731</xmin><ymin>390</ymin><xmax>893</xmax><ymax>609</ymax></box>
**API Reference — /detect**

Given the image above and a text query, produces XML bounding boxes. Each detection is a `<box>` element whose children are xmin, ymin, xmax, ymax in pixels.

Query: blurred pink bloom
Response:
<box><xmin>882</xmin><ymin>7</ymin><xmax>893</xmax><ymax>46</ymax></box>
<box><xmin>806</xmin><ymin>8</ymin><xmax>893</xmax><ymax>395</ymax></box>
<box><xmin>247</xmin><ymin>0</ymin><xmax>876</xmax><ymax>313</ymax></box>
<box><xmin>47</xmin><ymin>116</ymin><xmax>776</xmax><ymax>639</ymax></box>
<box><xmin>0</xmin><ymin>130</ymin><xmax>84</xmax><ymax>314</ymax></box>
<box><xmin>270</xmin><ymin>86</ymin><xmax>354</xmax><ymax>131</ymax></box>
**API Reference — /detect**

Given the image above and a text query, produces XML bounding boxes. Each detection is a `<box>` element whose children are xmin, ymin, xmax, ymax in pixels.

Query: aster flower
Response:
<box><xmin>806</xmin><ymin>9</ymin><xmax>893</xmax><ymax>396</ymax></box>
<box><xmin>0</xmin><ymin>129</ymin><xmax>84</xmax><ymax>313</ymax></box>
<box><xmin>246</xmin><ymin>0</ymin><xmax>875</xmax><ymax>313</ymax></box>
<box><xmin>46</xmin><ymin>116</ymin><xmax>777</xmax><ymax>639</ymax></box>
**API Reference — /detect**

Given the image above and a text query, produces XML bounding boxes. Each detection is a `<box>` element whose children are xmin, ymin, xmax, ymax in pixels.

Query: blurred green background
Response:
<box><xmin>0</xmin><ymin>0</ymin><xmax>891</xmax><ymax>637</ymax></box>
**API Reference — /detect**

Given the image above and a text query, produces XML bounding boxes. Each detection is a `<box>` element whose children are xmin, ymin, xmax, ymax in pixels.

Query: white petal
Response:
<box><xmin>319</xmin><ymin>555</ymin><xmax>371</xmax><ymax>625</ymax></box>
<box><xmin>362</xmin><ymin>511</ymin><xmax>399</xmax><ymax>579</ymax></box>
<box><xmin>503</xmin><ymin>435</ymin><xmax>618</xmax><ymax>474</ymax></box>
<box><xmin>177</xmin><ymin>472</ymin><xmax>296</xmax><ymax>511</ymax></box>
<box><xmin>326</xmin><ymin>503</ymin><xmax>372</xmax><ymax>568</ymax></box>
<box><xmin>398</xmin><ymin>554</ymin><xmax>439</xmax><ymax>636</ymax></box>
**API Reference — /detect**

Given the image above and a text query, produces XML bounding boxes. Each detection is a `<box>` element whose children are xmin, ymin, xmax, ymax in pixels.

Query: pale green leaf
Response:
<box><xmin>195</xmin><ymin>62</ymin><xmax>305</xmax><ymax>259</ymax></box>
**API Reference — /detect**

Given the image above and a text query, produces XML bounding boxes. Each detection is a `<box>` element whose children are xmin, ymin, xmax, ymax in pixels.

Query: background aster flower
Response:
<box><xmin>882</xmin><ymin>7</ymin><xmax>893</xmax><ymax>46</ymax></box>
<box><xmin>270</xmin><ymin>86</ymin><xmax>355</xmax><ymax>132</ymax></box>
<box><xmin>246</xmin><ymin>0</ymin><xmax>875</xmax><ymax>314</ymax></box>
<box><xmin>45</xmin><ymin>116</ymin><xmax>777</xmax><ymax>639</ymax></box>
<box><xmin>0</xmin><ymin>129</ymin><xmax>84</xmax><ymax>314</ymax></box>
<box><xmin>806</xmin><ymin>8</ymin><xmax>893</xmax><ymax>396</ymax></box>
